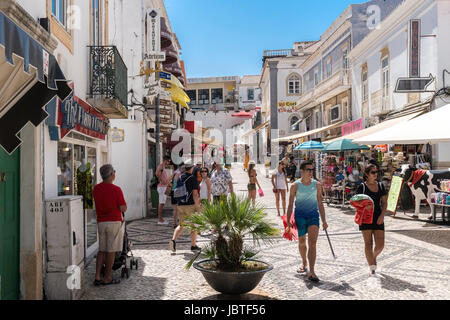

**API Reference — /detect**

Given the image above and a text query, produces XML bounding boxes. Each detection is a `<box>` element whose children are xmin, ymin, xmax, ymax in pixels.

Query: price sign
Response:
<box><xmin>387</xmin><ymin>175</ymin><xmax>403</xmax><ymax>216</ymax></box>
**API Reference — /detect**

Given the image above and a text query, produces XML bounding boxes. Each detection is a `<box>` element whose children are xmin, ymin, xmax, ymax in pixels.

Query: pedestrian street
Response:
<box><xmin>81</xmin><ymin>163</ymin><xmax>450</xmax><ymax>300</ymax></box>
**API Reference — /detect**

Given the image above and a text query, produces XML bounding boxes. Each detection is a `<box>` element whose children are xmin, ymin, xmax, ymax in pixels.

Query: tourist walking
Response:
<box><xmin>286</xmin><ymin>161</ymin><xmax>328</xmax><ymax>283</ymax></box>
<box><xmin>210</xmin><ymin>161</ymin><xmax>234</xmax><ymax>203</ymax></box>
<box><xmin>247</xmin><ymin>161</ymin><xmax>261</xmax><ymax>207</ymax></box>
<box><xmin>170</xmin><ymin>160</ymin><xmax>202</xmax><ymax>252</ymax></box>
<box><xmin>92</xmin><ymin>164</ymin><xmax>127</xmax><ymax>286</ymax></box>
<box><xmin>272</xmin><ymin>161</ymin><xmax>289</xmax><ymax>216</ymax></box>
<box><xmin>356</xmin><ymin>164</ymin><xmax>387</xmax><ymax>276</ymax></box>
<box><xmin>169</xmin><ymin>163</ymin><xmax>184</xmax><ymax>228</ymax></box>
<box><xmin>156</xmin><ymin>155</ymin><xmax>171</xmax><ymax>225</ymax></box>
<box><xmin>199</xmin><ymin>167</ymin><xmax>212</xmax><ymax>205</ymax></box>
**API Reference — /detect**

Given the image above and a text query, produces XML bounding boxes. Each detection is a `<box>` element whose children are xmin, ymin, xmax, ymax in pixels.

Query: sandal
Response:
<box><xmin>296</xmin><ymin>266</ymin><xmax>308</xmax><ymax>274</ymax></box>
<box><xmin>93</xmin><ymin>279</ymin><xmax>103</xmax><ymax>286</ymax></box>
<box><xmin>102</xmin><ymin>279</ymin><xmax>121</xmax><ymax>285</ymax></box>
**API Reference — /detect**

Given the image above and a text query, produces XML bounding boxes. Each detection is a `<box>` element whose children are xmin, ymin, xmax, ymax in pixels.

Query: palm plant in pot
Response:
<box><xmin>184</xmin><ymin>194</ymin><xmax>278</xmax><ymax>295</ymax></box>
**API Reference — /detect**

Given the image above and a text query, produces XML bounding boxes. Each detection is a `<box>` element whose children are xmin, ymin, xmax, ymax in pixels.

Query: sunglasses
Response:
<box><xmin>201</xmin><ymin>171</ymin><xmax>208</xmax><ymax>173</ymax></box>
<box><xmin>370</xmin><ymin>171</ymin><xmax>378</xmax><ymax>175</ymax></box>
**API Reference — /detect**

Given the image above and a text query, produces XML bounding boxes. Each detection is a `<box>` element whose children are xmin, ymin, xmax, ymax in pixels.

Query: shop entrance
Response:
<box><xmin>0</xmin><ymin>148</ymin><xmax>20</xmax><ymax>300</ymax></box>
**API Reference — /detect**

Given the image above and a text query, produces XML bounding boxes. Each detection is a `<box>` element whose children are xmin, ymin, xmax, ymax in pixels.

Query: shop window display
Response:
<box><xmin>58</xmin><ymin>142</ymin><xmax>73</xmax><ymax>196</ymax></box>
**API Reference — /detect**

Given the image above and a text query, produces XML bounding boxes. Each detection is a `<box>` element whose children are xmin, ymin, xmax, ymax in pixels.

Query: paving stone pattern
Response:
<box><xmin>81</xmin><ymin>163</ymin><xmax>450</xmax><ymax>300</ymax></box>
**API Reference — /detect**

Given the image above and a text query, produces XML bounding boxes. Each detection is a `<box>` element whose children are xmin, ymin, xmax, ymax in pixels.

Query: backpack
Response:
<box><xmin>173</xmin><ymin>173</ymin><xmax>194</xmax><ymax>205</ymax></box>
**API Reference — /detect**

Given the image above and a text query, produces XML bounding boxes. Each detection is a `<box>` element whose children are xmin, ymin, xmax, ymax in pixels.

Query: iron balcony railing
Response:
<box><xmin>88</xmin><ymin>46</ymin><xmax>128</xmax><ymax>107</ymax></box>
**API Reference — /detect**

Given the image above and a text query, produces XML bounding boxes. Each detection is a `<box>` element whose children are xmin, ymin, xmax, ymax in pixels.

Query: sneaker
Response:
<box><xmin>191</xmin><ymin>245</ymin><xmax>201</xmax><ymax>251</ymax></box>
<box><xmin>158</xmin><ymin>220</ymin><xmax>169</xmax><ymax>225</ymax></box>
<box><xmin>170</xmin><ymin>240</ymin><xmax>176</xmax><ymax>252</ymax></box>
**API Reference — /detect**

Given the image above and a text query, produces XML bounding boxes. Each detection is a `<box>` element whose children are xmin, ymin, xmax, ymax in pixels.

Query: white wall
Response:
<box><xmin>109</xmin><ymin>120</ymin><xmax>146</xmax><ymax>221</ymax></box>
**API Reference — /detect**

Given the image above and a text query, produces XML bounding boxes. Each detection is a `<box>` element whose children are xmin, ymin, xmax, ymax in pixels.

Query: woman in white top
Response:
<box><xmin>199</xmin><ymin>167</ymin><xmax>212</xmax><ymax>205</ymax></box>
<box><xmin>272</xmin><ymin>161</ymin><xmax>289</xmax><ymax>216</ymax></box>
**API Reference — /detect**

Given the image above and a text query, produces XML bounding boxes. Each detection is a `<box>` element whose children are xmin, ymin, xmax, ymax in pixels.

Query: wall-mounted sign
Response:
<box><xmin>46</xmin><ymin>85</ymin><xmax>109</xmax><ymax>141</ymax></box>
<box><xmin>409</xmin><ymin>19</ymin><xmax>420</xmax><ymax>78</ymax></box>
<box><xmin>111</xmin><ymin>127</ymin><xmax>125</xmax><ymax>142</ymax></box>
<box><xmin>395</xmin><ymin>74</ymin><xmax>433</xmax><ymax>93</ymax></box>
<box><xmin>277</xmin><ymin>101</ymin><xmax>298</xmax><ymax>112</ymax></box>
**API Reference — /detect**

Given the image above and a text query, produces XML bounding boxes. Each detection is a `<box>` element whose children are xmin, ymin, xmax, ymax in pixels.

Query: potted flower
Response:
<box><xmin>184</xmin><ymin>195</ymin><xmax>278</xmax><ymax>295</ymax></box>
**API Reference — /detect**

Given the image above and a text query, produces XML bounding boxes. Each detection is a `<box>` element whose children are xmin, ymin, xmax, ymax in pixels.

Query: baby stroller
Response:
<box><xmin>101</xmin><ymin>215</ymin><xmax>138</xmax><ymax>279</ymax></box>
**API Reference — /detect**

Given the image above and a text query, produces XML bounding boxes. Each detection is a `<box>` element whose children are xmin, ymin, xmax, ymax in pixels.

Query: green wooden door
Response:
<box><xmin>0</xmin><ymin>148</ymin><xmax>20</xmax><ymax>300</ymax></box>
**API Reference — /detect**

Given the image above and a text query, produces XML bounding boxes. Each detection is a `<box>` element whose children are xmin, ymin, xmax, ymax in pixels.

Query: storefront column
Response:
<box><xmin>19</xmin><ymin>123</ymin><xmax>43</xmax><ymax>300</ymax></box>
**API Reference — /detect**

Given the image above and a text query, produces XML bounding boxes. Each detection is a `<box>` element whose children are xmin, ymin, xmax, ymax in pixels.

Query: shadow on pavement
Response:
<box><xmin>82</xmin><ymin>255</ymin><xmax>167</xmax><ymax>300</ymax></box>
<box><xmin>391</xmin><ymin>229</ymin><xmax>450</xmax><ymax>249</ymax></box>
<box><xmin>379</xmin><ymin>273</ymin><xmax>427</xmax><ymax>293</ymax></box>
<box><xmin>295</xmin><ymin>274</ymin><xmax>356</xmax><ymax>296</ymax></box>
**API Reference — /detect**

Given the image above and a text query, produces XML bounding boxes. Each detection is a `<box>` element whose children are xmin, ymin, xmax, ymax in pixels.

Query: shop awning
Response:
<box><xmin>273</xmin><ymin>121</ymin><xmax>344</xmax><ymax>143</ymax></box>
<box><xmin>0</xmin><ymin>11</ymin><xmax>72</xmax><ymax>154</ymax></box>
<box><xmin>324</xmin><ymin>112</ymin><xmax>424</xmax><ymax>144</ymax></box>
<box><xmin>354</xmin><ymin>105</ymin><xmax>450</xmax><ymax>145</ymax></box>
<box><xmin>242</xmin><ymin>121</ymin><xmax>270</xmax><ymax>138</ymax></box>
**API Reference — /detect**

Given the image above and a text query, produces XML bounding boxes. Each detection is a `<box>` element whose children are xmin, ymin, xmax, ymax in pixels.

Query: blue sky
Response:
<box><xmin>165</xmin><ymin>0</ymin><xmax>364</xmax><ymax>78</ymax></box>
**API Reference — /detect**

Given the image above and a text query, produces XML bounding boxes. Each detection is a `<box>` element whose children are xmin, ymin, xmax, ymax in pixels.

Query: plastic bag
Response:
<box><xmin>281</xmin><ymin>213</ymin><xmax>298</xmax><ymax>241</ymax></box>
<box><xmin>350</xmin><ymin>194</ymin><xmax>374</xmax><ymax>226</ymax></box>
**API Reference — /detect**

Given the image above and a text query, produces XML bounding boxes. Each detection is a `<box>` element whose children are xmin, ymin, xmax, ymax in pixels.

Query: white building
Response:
<box><xmin>350</xmin><ymin>0</ymin><xmax>450</xmax><ymax>168</ymax></box>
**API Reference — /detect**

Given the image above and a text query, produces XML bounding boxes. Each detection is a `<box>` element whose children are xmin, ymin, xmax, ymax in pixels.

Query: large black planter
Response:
<box><xmin>194</xmin><ymin>260</ymin><xmax>273</xmax><ymax>295</ymax></box>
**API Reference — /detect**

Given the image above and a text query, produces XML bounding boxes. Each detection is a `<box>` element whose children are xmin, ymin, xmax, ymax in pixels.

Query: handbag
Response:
<box><xmin>273</xmin><ymin>188</ymin><xmax>278</xmax><ymax>194</ymax></box>
<box><xmin>258</xmin><ymin>188</ymin><xmax>264</xmax><ymax>197</ymax></box>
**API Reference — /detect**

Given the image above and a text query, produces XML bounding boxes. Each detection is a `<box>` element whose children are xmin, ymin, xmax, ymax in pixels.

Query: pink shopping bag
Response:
<box><xmin>258</xmin><ymin>188</ymin><xmax>264</xmax><ymax>197</ymax></box>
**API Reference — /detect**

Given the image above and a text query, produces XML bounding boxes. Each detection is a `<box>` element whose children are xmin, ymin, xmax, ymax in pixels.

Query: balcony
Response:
<box><xmin>160</xmin><ymin>17</ymin><xmax>172</xmax><ymax>49</ymax></box>
<box><xmin>162</xmin><ymin>44</ymin><xmax>178</xmax><ymax>64</ymax></box>
<box><xmin>87</xmin><ymin>46</ymin><xmax>128</xmax><ymax>119</ymax></box>
<box><xmin>370</xmin><ymin>89</ymin><xmax>391</xmax><ymax>116</ymax></box>
<box><xmin>314</xmin><ymin>69</ymin><xmax>350</xmax><ymax>103</ymax></box>
<box><xmin>163</xmin><ymin>62</ymin><xmax>182</xmax><ymax>77</ymax></box>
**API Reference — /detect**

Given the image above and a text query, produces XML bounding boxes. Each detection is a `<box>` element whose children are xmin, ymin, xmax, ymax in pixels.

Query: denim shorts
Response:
<box><xmin>294</xmin><ymin>216</ymin><xmax>320</xmax><ymax>238</ymax></box>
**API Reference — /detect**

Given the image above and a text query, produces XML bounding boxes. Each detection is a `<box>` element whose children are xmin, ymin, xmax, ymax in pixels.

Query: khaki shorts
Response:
<box><xmin>98</xmin><ymin>222</ymin><xmax>124</xmax><ymax>253</ymax></box>
<box><xmin>177</xmin><ymin>205</ymin><xmax>197</xmax><ymax>225</ymax></box>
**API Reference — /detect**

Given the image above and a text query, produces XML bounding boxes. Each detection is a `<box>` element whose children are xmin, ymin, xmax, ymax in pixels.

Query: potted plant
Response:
<box><xmin>184</xmin><ymin>195</ymin><xmax>278</xmax><ymax>295</ymax></box>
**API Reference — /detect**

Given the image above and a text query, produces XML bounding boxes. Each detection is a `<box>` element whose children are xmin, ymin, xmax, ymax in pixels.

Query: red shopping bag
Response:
<box><xmin>281</xmin><ymin>213</ymin><xmax>298</xmax><ymax>241</ymax></box>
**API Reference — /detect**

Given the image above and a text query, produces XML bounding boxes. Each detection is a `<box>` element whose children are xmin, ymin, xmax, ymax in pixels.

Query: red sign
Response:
<box><xmin>341</xmin><ymin>118</ymin><xmax>363</xmax><ymax>137</ymax></box>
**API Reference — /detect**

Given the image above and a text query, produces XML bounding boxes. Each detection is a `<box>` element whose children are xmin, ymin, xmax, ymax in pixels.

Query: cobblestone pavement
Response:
<box><xmin>81</xmin><ymin>163</ymin><xmax>450</xmax><ymax>300</ymax></box>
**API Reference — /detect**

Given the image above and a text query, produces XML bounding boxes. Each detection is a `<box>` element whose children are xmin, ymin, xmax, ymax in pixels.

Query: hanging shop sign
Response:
<box><xmin>341</xmin><ymin>118</ymin><xmax>363</xmax><ymax>137</ymax></box>
<box><xmin>145</xmin><ymin>9</ymin><xmax>165</xmax><ymax>62</ymax></box>
<box><xmin>277</xmin><ymin>101</ymin><xmax>298</xmax><ymax>113</ymax></box>
<box><xmin>409</xmin><ymin>19</ymin><xmax>420</xmax><ymax>78</ymax></box>
<box><xmin>46</xmin><ymin>88</ymin><xmax>109</xmax><ymax>141</ymax></box>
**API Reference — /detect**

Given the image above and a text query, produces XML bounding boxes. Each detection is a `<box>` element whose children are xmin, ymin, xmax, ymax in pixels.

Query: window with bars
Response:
<box><xmin>198</xmin><ymin>89</ymin><xmax>210</xmax><ymax>105</ymax></box>
<box><xmin>288</xmin><ymin>75</ymin><xmax>301</xmax><ymax>94</ymax></box>
<box><xmin>211</xmin><ymin>88</ymin><xmax>223</xmax><ymax>104</ymax></box>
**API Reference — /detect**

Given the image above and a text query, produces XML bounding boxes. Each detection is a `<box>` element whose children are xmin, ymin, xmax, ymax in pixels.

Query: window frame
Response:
<box><xmin>247</xmin><ymin>88</ymin><xmax>255</xmax><ymax>101</ymax></box>
<box><xmin>330</xmin><ymin>105</ymin><xmax>341</xmax><ymax>123</ymax></box>
<box><xmin>326</xmin><ymin>57</ymin><xmax>332</xmax><ymax>78</ymax></box>
<box><xmin>362</xmin><ymin>70</ymin><xmax>368</xmax><ymax>103</ymax></box>
<box><xmin>186</xmin><ymin>90</ymin><xmax>197</xmax><ymax>105</ymax></box>
<box><xmin>52</xmin><ymin>0</ymin><xmax>68</xmax><ymax>28</ymax></box>
<box><xmin>290</xmin><ymin>115</ymin><xmax>300</xmax><ymax>132</ymax></box>
<box><xmin>314</xmin><ymin>67</ymin><xmax>320</xmax><ymax>86</ymax></box>
<box><xmin>381</xmin><ymin>55</ymin><xmax>389</xmax><ymax>99</ymax></box>
<box><xmin>211</xmin><ymin>88</ymin><xmax>223</xmax><ymax>104</ymax></box>
<box><xmin>198</xmin><ymin>89</ymin><xmax>210</xmax><ymax>105</ymax></box>
<box><xmin>287</xmin><ymin>74</ymin><xmax>301</xmax><ymax>95</ymax></box>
